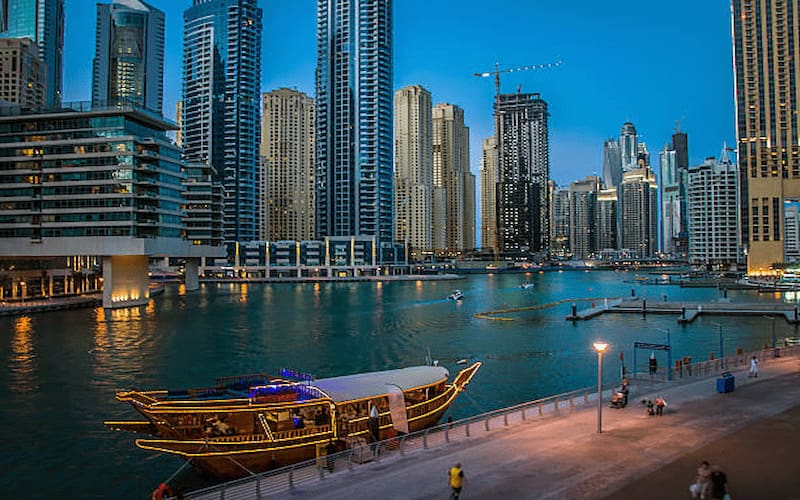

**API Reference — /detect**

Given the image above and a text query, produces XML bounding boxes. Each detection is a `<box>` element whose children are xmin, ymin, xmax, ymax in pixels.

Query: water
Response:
<box><xmin>1</xmin><ymin>270</ymin><xmax>796</xmax><ymax>498</ymax></box>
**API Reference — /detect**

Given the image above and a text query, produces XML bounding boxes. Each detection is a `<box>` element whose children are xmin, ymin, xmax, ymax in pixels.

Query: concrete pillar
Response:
<box><xmin>102</xmin><ymin>255</ymin><xmax>150</xmax><ymax>309</ymax></box>
<box><xmin>48</xmin><ymin>276</ymin><xmax>53</xmax><ymax>297</ymax></box>
<box><xmin>11</xmin><ymin>281</ymin><xmax>17</xmax><ymax>299</ymax></box>
<box><xmin>184</xmin><ymin>258</ymin><xmax>200</xmax><ymax>291</ymax></box>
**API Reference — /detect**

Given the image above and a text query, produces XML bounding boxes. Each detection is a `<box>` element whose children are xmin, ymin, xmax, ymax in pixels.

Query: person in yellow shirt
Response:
<box><xmin>449</xmin><ymin>462</ymin><xmax>465</xmax><ymax>499</ymax></box>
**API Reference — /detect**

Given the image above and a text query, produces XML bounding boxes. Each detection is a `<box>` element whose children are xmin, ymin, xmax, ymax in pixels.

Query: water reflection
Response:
<box><xmin>10</xmin><ymin>316</ymin><xmax>38</xmax><ymax>392</ymax></box>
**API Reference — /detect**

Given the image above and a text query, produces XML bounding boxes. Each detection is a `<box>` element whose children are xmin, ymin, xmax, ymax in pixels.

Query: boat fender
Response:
<box><xmin>152</xmin><ymin>482</ymin><xmax>173</xmax><ymax>500</ymax></box>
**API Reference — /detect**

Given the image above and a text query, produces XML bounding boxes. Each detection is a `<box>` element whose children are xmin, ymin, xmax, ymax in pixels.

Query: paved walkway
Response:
<box><xmin>271</xmin><ymin>356</ymin><xmax>800</xmax><ymax>499</ymax></box>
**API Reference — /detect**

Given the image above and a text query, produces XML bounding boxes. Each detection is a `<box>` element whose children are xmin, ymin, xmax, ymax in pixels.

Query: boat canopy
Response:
<box><xmin>312</xmin><ymin>366</ymin><xmax>450</xmax><ymax>402</ymax></box>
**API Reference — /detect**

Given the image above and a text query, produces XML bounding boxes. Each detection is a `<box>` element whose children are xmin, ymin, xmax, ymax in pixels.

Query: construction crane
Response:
<box><xmin>474</xmin><ymin>60</ymin><xmax>562</xmax><ymax>95</ymax></box>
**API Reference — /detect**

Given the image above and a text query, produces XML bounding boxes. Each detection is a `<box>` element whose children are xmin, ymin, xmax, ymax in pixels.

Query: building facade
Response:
<box><xmin>316</xmin><ymin>0</ymin><xmax>394</xmax><ymax>257</ymax></box>
<box><xmin>432</xmin><ymin>103</ymin><xmax>470</xmax><ymax>254</ymax></box>
<box><xmin>480</xmin><ymin>135</ymin><xmax>497</xmax><ymax>254</ymax></box>
<box><xmin>659</xmin><ymin>144</ymin><xmax>680</xmax><ymax>256</ymax></box>
<box><xmin>569</xmin><ymin>176</ymin><xmax>599</xmax><ymax>259</ymax></box>
<box><xmin>550</xmin><ymin>185</ymin><xmax>570</xmax><ymax>258</ymax></box>
<box><xmin>596</xmin><ymin>187</ymin><xmax>618</xmax><ymax>252</ymax></box>
<box><xmin>260</xmin><ymin>88</ymin><xmax>315</xmax><ymax>242</ymax></box>
<box><xmin>495</xmin><ymin>92</ymin><xmax>549</xmax><ymax>256</ymax></box>
<box><xmin>732</xmin><ymin>0</ymin><xmax>800</xmax><ymax>274</ymax></box>
<box><xmin>182</xmin><ymin>0</ymin><xmax>262</xmax><ymax>244</ymax></box>
<box><xmin>92</xmin><ymin>0</ymin><xmax>165</xmax><ymax>113</ymax></box>
<box><xmin>0</xmin><ymin>0</ymin><xmax>63</xmax><ymax>107</ymax></box>
<box><xmin>620</xmin><ymin>166</ymin><xmax>658</xmax><ymax>258</ymax></box>
<box><xmin>0</xmin><ymin>37</ymin><xmax>44</xmax><ymax>107</ymax></box>
<box><xmin>687</xmin><ymin>151</ymin><xmax>741</xmax><ymax>266</ymax></box>
<box><xmin>394</xmin><ymin>85</ymin><xmax>432</xmax><ymax>256</ymax></box>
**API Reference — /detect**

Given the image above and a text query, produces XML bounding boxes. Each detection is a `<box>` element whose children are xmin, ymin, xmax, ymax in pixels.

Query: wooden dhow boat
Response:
<box><xmin>105</xmin><ymin>362</ymin><xmax>480</xmax><ymax>480</ymax></box>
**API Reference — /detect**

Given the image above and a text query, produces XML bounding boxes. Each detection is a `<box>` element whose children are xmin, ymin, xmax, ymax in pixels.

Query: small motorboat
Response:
<box><xmin>520</xmin><ymin>282</ymin><xmax>534</xmax><ymax>290</ymax></box>
<box><xmin>447</xmin><ymin>290</ymin><xmax>464</xmax><ymax>301</ymax></box>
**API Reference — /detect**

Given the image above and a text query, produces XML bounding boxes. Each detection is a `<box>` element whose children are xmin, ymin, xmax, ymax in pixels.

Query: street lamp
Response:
<box><xmin>712</xmin><ymin>322</ymin><xmax>723</xmax><ymax>359</ymax></box>
<box><xmin>763</xmin><ymin>315</ymin><xmax>776</xmax><ymax>349</ymax></box>
<box><xmin>593</xmin><ymin>342</ymin><xmax>608</xmax><ymax>434</ymax></box>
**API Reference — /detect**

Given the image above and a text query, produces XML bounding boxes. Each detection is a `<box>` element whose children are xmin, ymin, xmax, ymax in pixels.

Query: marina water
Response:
<box><xmin>1</xmin><ymin>270</ymin><xmax>796</xmax><ymax>498</ymax></box>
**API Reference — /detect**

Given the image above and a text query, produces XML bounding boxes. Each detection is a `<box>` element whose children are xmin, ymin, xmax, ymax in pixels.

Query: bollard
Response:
<box><xmin>220</xmin><ymin>484</ymin><xmax>226</xmax><ymax>500</ymax></box>
<box><xmin>485</xmin><ymin>417</ymin><xmax>490</xmax><ymax>431</ymax></box>
<box><xmin>466</xmin><ymin>422</ymin><xmax>470</xmax><ymax>437</ymax></box>
<box><xmin>288</xmin><ymin>467</ymin><xmax>295</xmax><ymax>490</ymax></box>
<box><xmin>569</xmin><ymin>395</ymin><xmax>574</xmax><ymax>409</ymax></box>
<box><xmin>521</xmin><ymin>408</ymin><xmax>526</xmax><ymax>421</ymax></box>
<box><xmin>584</xmin><ymin>390</ymin><xmax>589</xmax><ymax>405</ymax></box>
<box><xmin>399</xmin><ymin>435</ymin><xmax>405</xmax><ymax>455</ymax></box>
<box><xmin>423</xmin><ymin>429</ymin><xmax>429</xmax><ymax>449</ymax></box>
<box><xmin>445</xmin><ymin>428</ymin><xmax>449</xmax><ymax>443</ymax></box>
<box><xmin>554</xmin><ymin>399</ymin><xmax>559</xmax><ymax>413</ymax></box>
<box><xmin>504</xmin><ymin>413</ymin><xmax>508</xmax><ymax>426</ymax></box>
<box><xmin>319</xmin><ymin>464</ymin><xmax>325</xmax><ymax>479</ymax></box>
<box><xmin>348</xmin><ymin>450</ymin><xmax>354</xmax><ymax>471</ymax></box>
<box><xmin>538</xmin><ymin>403</ymin><xmax>543</xmax><ymax>415</ymax></box>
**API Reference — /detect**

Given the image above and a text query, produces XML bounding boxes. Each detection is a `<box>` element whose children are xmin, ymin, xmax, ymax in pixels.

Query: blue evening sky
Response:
<box><xmin>63</xmin><ymin>0</ymin><xmax>735</xmax><ymax>186</ymax></box>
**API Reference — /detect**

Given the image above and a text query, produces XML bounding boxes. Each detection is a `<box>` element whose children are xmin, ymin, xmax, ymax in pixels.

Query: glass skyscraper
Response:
<box><xmin>0</xmin><ymin>0</ymin><xmax>64</xmax><ymax>107</ymax></box>
<box><xmin>182</xmin><ymin>0</ymin><xmax>262</xmax><ymax>244</ymax></box>
<box><xmin>92</xmin><ymin>0</ymin><xmax>165</xmax><ymax>114</ymax></box>
<box><xmin>315</xmin><ymin>0</ymin><xmax>394</xmax><ymax>254</ymax></box>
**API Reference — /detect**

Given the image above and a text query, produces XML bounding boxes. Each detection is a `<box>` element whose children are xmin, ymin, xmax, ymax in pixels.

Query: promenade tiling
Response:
<box><xmin>188</xmin><ymin>351</ymin><xmax>800</xmax><ymax>499</ymax></box>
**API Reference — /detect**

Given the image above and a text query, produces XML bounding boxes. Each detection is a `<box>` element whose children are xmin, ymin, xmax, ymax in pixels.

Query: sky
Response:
<box><xmin>63</xmin><ymin>0</ymin><xmax>736</xmax><ymax>187</ymax></box>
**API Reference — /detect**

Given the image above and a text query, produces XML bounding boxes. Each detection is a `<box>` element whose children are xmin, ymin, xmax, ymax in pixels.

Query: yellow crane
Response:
<box><xmin>474</xmin><ymin>60</ymin><xmax>562</xmax><ymax>95</ymax></box>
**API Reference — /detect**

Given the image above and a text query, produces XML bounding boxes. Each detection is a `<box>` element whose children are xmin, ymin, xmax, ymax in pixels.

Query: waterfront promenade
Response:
<box><xmin>189</xmin><ymin>353</ymin><xmax>800</xmax><ymax>499</ymax></box>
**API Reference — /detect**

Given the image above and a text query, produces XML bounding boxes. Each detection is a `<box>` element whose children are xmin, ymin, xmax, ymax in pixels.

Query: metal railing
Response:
<box><xmin>187</xmin><ymin>345</ymin><xmax>800</xmax><ymax>500</ymax></box>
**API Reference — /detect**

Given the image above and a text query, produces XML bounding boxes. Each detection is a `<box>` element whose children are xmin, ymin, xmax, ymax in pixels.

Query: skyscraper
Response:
<box><xmin>0</xmin><ymin>37</ymin><xmax>44</xmax><ymax>107</ymax></box>
<box><xmin>601</xmin><ymin>138</ymin><xmax>622</xmax><ymax>188</ymax></box>
<box><xmin>569</xmin><ymin>176</ymin><xmax>599</xmax><ymax>259</ymax></box>
<box><xmin>659</xmin><ymin>144</ymin><xmax>680</xmax><ymax>256</ymax></box>
<box><xmin>394</xmin><ymin>85</ymin><xmax>432</xmax><ymax>256</ymax></box>
<box><xmin>495</xmin><ymin>92</ymin><xmax>549</xmax><ymax>256</ymax></box>
<box><xmin>92</xmin><ymin>0</ymin><xmax>165</xmax><ymax>113</ymax></box>
<box><xmin>261</xmin><ymin>88</ymin><xmax>315</xmax><ymax>242</ymax></box>
<box><xmin>0</xmin><ymin>0</ymin><xmax>64</xmax><ymax>107</ymax></box>
<box><xmin>620</xmin><ymin>122</ymin><xmax>638</xmax><ymax>170</ymax></box>
<box><xmin>620</xmin><ymin>166</ymin><xmax>658</xmax><ymax>258</ymax></box>
<box><xmin>596</xmin><ymin>187</ymin><xmax>618</xmax><ymax>252</ymax></box>
<box><xmin>480</xmin><ymin>136</ymin><xmax>498</xmax><ymax>253</ymax></box>
<box><xmin>732</xmin><ymin>0</ymin><xmax>800</xmax><ymax>274</ymax></box>
<box><xmin>550</xmin><ymin>185</ymin><xmax>570</xmax><ymax>258</ymax></box>
<box><xmin>432</xmin><ymin>103</ymin><xmax>470</xmax><ymax>254</ymax></box>
<box><xmin>182</xmin><ymin>0</ymin><xmax>262</xmax><ymax>244</ymax></box>
<box><xmin>316</xmin><ymin>0</ymin><xmax>393</xmax><ymax>256</ymax></box>
<box><xmin>687</xmin><ymin>150</ymin><xmax>740</xmax><ymax>266</ymax></box>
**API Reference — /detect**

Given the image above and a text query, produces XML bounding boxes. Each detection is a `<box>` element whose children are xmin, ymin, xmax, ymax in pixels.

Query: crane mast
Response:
<box><xmin>474</xmin><ymin>60</ymin><xmax>562</xmax><ymax>95</ymax></box>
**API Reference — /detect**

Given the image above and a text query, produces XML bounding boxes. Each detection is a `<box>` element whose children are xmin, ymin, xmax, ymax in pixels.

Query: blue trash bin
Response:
<box><xmin>717</xmin><ymin>372</ymin><xmax>735</xmax><ymax>393</ymax></box>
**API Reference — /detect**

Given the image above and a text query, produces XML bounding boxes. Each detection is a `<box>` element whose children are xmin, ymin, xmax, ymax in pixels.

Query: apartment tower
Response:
<box><xmin>432</xmin><ymin>103</ymin><xmax>470</xmax><ymax>254</ymax></box>
<box><xmin>0</xmin><ymin>0</ymin><xmax>64</xmax><ymax>107</ymax></box>
<box><xmin>260</xmin><ymin>88</ymin><xmax>315</xmax><ymax>241</ymax></box>
<box><xmin>732</xmin><ymin>0</ymin><xmax>800</xmax><ymax>274</ymax></box>
<box><xmin>182</xmin><ymin>0</ymin><xmax>262</xmax><ymax>244</ymax></box>
<box><xmin>394</xmin><ymin>85</ymin><xmax>433</xmax><ymax>256</ymax></box>
<box><xmin>495</xmin><ymin>92</ymin><xmax>549</xmax><ymax>256</ymax></box>
<box><xmin>316</xmin><ymin>0</ymin><xmax>393</xmax><ymax>256</ymax></box>
<box><xmin>92</xmin><ymin>0</ymin><xmax>165</xmax><ymax>113</ymax></box>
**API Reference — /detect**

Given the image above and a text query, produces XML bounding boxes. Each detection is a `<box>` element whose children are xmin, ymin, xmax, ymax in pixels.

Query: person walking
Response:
<box><xmin>689</xmin><ymin>460</ymin><xmax>712</xmax><ymax>499</ymax></box>
<box><xmin>448</xmin><ymin>462</ymin><xmax>465</xmax><ymax>499</ymax></box>
<box><xmin>749</xmin><ymin>355</ymin><xmax>759</xmax><ymax>378</ymax></box>
<box><xmin>708</xmin><ymin>466</ymin><xmax>729</xmax><ymax>500</ymax></box>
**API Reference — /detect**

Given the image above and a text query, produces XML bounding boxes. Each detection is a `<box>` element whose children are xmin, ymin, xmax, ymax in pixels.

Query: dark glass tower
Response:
<box><xmin>495</xmin><ymin>92</ymin><xmax>549</xmax><ymax>256</ymax></box>
<box><xmin>315</xmin><ymin>0</ymin><xmax>394</xmax><ymax>254</ymax></box>
<box><xmin>0</xmin><ymin>0</ymin><xmax>64</xmax><ymax>107</ymax></box>
<box><xmin>182</xmin><ymin>0</ymin><xmax>262</xmax><ymax>244</ymax></box>
<box><xmin>92</xmin><ymin>0</ymin><xmax>165</xmax><ymax>113</ymax></box>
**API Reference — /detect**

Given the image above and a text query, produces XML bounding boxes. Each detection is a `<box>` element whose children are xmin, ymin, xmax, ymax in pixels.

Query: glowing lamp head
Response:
<box><xmin>593</xmin><ymin>342</ymin><xmax>609</xmax><ymax>353</ymax></box>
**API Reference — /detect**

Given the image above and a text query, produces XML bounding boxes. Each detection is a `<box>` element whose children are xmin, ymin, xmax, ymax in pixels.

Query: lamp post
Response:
<box><xmin>712</xmin><ymin>322</ymin><xmax>723</xmax><ymax>359</ymax></box>
<box><xmin>593</xmin><ymin>342</ymin><xmax>608</xmax><ymax>433</ymax></box>
<box><xmin>763</xmin><ymin>315</ymin><xmax>776</xmax><ymax>349</ymax></box>
<box><xmin>655</xmin><ymin>327</ymin><xmax>672</xmax><ymax>380</ymax></box>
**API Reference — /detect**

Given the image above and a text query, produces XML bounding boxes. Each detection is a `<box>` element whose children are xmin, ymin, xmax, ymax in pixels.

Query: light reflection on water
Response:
<box><xmin>0</xmin><ymin>271</ymin><xmax>798</xmax><ymax>498</ymax></box>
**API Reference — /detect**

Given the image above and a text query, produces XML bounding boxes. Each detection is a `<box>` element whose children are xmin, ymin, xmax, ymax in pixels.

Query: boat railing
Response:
<box><xmin>186</xmin><ymin>347</ymin><xmax>800</xmax><ymax>500</ymax></box>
